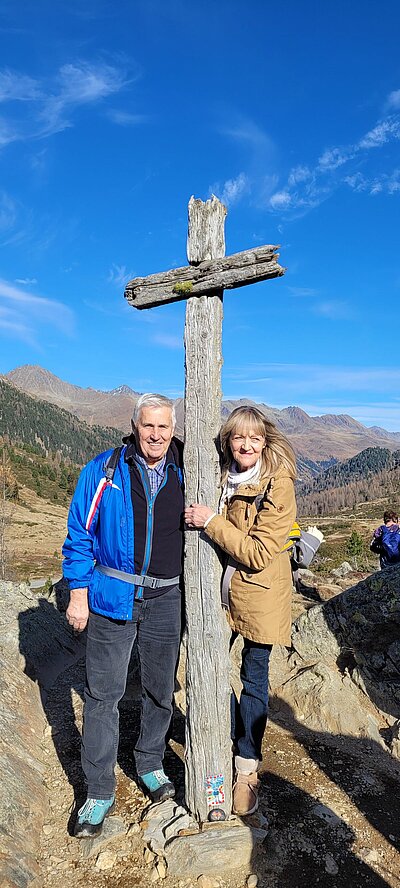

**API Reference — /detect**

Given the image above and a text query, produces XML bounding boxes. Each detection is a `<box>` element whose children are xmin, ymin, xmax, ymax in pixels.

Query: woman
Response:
<box><xmin>185</xmin><ymin>406</ymin><xmax>296</xmax><ymax>816</ymax></box>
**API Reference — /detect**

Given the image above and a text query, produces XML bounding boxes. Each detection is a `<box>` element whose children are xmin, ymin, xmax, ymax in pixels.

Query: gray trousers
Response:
<box><xmin>81</xmin><ymin>585</ymin><xmax>182</xmax><ymax>799</ymax></box>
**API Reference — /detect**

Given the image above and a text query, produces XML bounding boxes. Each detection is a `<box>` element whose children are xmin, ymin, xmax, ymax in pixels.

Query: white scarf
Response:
<box><xmin>219</xmin><ymin>459</ymin><xmax>261</xmax><ymax>513</ymax></box>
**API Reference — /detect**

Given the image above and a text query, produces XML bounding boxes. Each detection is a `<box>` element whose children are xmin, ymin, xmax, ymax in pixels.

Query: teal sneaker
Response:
<box><xmin>139</xmin><ymin>769</ymin><xmax>175</xmax><ymax>802</ymax></box>
<box><xmin>74</xmin><ymin>795</ymin><xmax>115</xmax><ymax>837</ymax></box>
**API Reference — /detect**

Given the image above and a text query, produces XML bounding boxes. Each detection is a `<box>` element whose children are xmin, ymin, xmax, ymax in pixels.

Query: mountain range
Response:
<box><xmin>297</xmin><ymin>446</ymin><xmax>400</xmax><ymax>516</ymax></box>
<box><xmin>6</xmin><ymin>365</ymin><xmax>141</xmax><ymax>434</ymax></box>
<box><xmin>4</xmin><ymin>364</ymin><xmax>400</xmax><ymax>475</ymax></box>
<box><xmin>0</xmin><ymin>377</ymin><xmax>121</xmax><ymax>466</ymax></box>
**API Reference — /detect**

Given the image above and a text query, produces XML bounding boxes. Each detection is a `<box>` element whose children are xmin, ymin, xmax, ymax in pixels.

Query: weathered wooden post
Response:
<box><xmin>183</xmin><ymin>197</ymin><xmax>231</xmax><ymax>821</ymax></box>
<box><xmin>124</xmin><ymin>197</ymin><xmax>285</xmax><ymax>822</ymax></box>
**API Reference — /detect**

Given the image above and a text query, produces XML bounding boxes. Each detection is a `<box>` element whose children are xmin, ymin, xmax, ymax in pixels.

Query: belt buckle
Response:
<box><xmin>148</xmin><ymin>576</ymin><xmax>158</xmax><ymax>589</ymax></box>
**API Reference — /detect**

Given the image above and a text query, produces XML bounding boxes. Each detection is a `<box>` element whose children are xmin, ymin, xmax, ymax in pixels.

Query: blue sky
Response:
<box><xmin>0</xmin><ymin>0</ymin><xmax>399</xmax><ymax>430</ymax></box>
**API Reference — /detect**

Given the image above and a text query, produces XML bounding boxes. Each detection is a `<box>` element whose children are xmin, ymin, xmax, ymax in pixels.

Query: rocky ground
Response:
<box><xmin>1</xmin><ymin>565</ymin><xmax>399</xmax><ymax>888</ymax></box>
<box><xmin>34</xmin><ymin>626</ymin><xmax>399</xmax><ymax>888</ymax></box>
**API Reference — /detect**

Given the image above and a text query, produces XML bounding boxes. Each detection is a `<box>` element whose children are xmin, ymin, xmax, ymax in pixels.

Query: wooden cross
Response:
<box><xmin>124</xmin><ymin>196</ymin><xmax>285</xmax><ymax>822</ymax></box>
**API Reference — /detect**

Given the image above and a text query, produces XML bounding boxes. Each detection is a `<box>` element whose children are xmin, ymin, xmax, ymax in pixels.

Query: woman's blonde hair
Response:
<box><xmin>220</xmin><ymin>405</ymin><xmax>297</xmax><ymax>485</ymax></box>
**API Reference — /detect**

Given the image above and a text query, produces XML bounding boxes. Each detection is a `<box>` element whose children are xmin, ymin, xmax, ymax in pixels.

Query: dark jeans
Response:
<box><xmin>81</xmin><ymin>585</ymin><xmax>182</xmax><ymax>799</ymax></box>
<box><xmin>232</xmin><ymin>637</ymin><xmax>272</xmax><ymax>762</ymax></box>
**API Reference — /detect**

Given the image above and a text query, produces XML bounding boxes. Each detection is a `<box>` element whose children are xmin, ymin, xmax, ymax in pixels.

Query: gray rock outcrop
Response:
<box><xmin>331</xmin><ymin>561</ymin><xmax>353</xmax><ymax>578</ymax></box>
<box><xmin>0</xmin><ymin>579</ymin><xmax>85</xmax><ymax>888</ymax></box>
<box><xmin>269</xmin><ymin>566</ymin><xmax>400</xmax><ymax>755</ymax></box>
<box><xmin>0</xmin><ymin>582</ymin><xmax>47</xmax><ymax>887</ymax></box>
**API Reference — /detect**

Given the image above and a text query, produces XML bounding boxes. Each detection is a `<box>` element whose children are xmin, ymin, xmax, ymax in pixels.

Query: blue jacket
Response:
<box><xmin>370</xmin><ymin>523</ymin><xmax>400</xmax><ymax>568</ymax></box>
<box><xmin>62</xmin><ymin>442</ymin><xmax>183</xmax><ymax>620</ymax></box>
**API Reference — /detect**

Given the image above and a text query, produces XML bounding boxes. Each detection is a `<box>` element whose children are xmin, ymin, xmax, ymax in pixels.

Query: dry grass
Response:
<box><xmin>6</xmin><ymin>486</ymin><xmax>68</xmax><ymax>580</ymax></box>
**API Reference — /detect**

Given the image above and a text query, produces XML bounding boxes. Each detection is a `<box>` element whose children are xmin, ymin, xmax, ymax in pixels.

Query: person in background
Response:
<box><xmin>63</xmin><ymin>394</ymin><xmax>184</xmax><ymax>837</ymax></box>
<box><xmin>185</xmin><ymin>405</ymin><xmax>296</xmax><ymax>817</ymax></box>
<box><xmin>370</xmin><ymin>509</ymin><xmax>400</xmax><ymax>569</ymax></box>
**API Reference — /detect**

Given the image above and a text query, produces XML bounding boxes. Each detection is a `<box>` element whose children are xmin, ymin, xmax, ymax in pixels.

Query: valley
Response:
<box><xmin>1</xmin><ymin>365</ymin><xmax>398</xmax><ymax>581</ymax></box>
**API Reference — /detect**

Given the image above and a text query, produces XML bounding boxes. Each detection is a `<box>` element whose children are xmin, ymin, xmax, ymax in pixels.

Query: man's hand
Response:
<box><xmin>66</xmin><ymin>588</ymin><xmax>89</xmax><ymax>632</ymax></box>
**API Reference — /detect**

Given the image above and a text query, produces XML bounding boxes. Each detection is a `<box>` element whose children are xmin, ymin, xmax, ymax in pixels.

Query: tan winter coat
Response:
<box><xmin>205</xmin><ymin>464</ymin><xmax>296</xmax><ymax>646</ymax></box>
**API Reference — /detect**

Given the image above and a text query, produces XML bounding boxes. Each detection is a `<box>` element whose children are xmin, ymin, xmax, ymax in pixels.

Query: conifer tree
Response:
<box><xmin>346</xmin><ymin>530</ymin><xmax>364</xmax><ymax>569</ymax></box>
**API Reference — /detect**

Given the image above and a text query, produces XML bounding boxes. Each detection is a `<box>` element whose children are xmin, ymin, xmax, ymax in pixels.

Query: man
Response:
<box><xmin>62</xmin><ymin>393</ymin><xmax>184</xmax><ymax>837</ymax></box>
<box><xmin>370</xmin><ymin>509</ymin><xmax>400</xmax><ymax>569</ymax></box>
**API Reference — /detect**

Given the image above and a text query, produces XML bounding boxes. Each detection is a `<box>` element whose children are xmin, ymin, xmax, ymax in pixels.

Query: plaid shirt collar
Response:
<box><xmin>135</xmin><ymin>452</ymin><xmax>167</xmax><ymax>497</ymax></box>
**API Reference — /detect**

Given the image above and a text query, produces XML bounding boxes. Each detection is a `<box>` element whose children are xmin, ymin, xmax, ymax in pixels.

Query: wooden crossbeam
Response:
<box><xmin>124</xmin><ymin>244</ymin><xmax>284</xmax><ymax>309</ymax></box>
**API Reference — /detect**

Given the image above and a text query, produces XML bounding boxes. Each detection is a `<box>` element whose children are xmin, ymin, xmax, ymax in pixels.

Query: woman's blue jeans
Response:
<box><xmin>232</xmin><ymin>637</ymin><xmax>273</xmax><ymax>762</ymax></box>
<box><xmin>81</xmin><ymin>585</ymin><xmax>182</xmax><ymax>799</ymax></box>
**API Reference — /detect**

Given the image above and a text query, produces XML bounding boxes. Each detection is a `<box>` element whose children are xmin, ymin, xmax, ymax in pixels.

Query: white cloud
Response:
<box><xmin>387</xmin><ymin>170</ymin><xmax>400</xmax><ymax>193</ymax></box>
<box><xmin>0</xmin><ymin>60</ymin><xmax>131</xmax><ymax>145</ymax></box>
<box><xmin>30</xmin><ymin>148</ymin><xmax>47</xmax><ymax>173</ymax></box>
<box><xmin>225</xmin><ymin>362</ymin><xmax>400</xmax><ymax>393</ymax></box>
<box><xmin>0</xmin><ymin>191</ymin><xmax>17</xmax><ymax>231</ymax></box>
<box><xmin>344</xmin><ymin>172</ymin><xmax>368</xmax><ymax>192</ymax></box>
<box><xmin>0</xmin><ymin>279</ymin><xmax>74</xmax><ymax>343</ymax></box>
<box><xmin>107</xmin><ymin>264</ymin><xmax>134</xmax><ymax>287</ymax></box>
<box><xmin>287</xmin><ymin>165</ymin><xmax>311</xmax><ymax>186</ymax></box>
<box><xmin>219</xmin><ymin>112</ymin><xmax>276</xmax><ymax>206</ymax></box>
<box><xmin>15</xmin><ymin>277</ymin><xmax>37</xmax><ymax>285</ymax></box>
<box><xmin>215</xmin><ymin>172</ymin><xmax>249</xmax><ymax>206</ymax></box>
<box><xmin>59</xmin><ymin>62</ymin><xmax>124</xmax><ymax>104</ymax></box>
<box><xmin>257</xmin><ymin>173</ymin><xmax>280</xmax><ymax>205</ymax></box>
<box><xmin>223</xmin><ymin>388</ymin><xmax>400</xmax><ymax>430</ymax></box>
<box><xmin>39</xmin><ymin>62</ymin><xmax>128</xmax><ymax>135</ymax></box>
<box><xmin>267</xmin><ymin>100</ymin><xmax>400</xmax><ymax>218</ymax></box>
<box><xmin>0</xmin><ymin>69</ymin><xmax>41</xmax><ymax>102</ymax></box>
<box><xmin>151</xmin><ymin>332</ymin><xmax>182</xmax><ymax>350</ymax></box>
<box><xmin>370</xmin><ymin>179</ymin><xmax>383</xmax><ymax>194</ymax></box>
<box><xmin>0</xmin><ymin>316</ymin><xmax>37</xmax><ymax>345</ymax></box>
<box><xmin>358</xmin><ymin>117</ymin><xmax>400</xmax><ymax>149</ymax></box>
<box><xmin>106</xmin><ymin>109</ymin><xmax>145</xmax><ymax>126</ymax></box>
<box><xmin>346</xmin><ymin>168</ymin><xmax>400</xmax><ymax>196</ymax></box>
<box><xmin>0</xmin><ymin>116</ymin><xmax>18</xmax><ymax>147</ymax></box>
<box><xmin>318</xmin><ymin>147</ymin><xmax>350</xmax><ymax>170</ymax></box>
<box><xmin>269</xmin><ymin>190</ymin><xmax>291</xmax><ymax>209</ymax></box>
<box><xmin>275</xmin><ymin>400</ymin><xmax>396</xmax><ymax>431</ymax></box>
<box><xmin>287</xmin><ymin>286</ymin><xmax>319</xmax><ymax>297</ymax></box>
<box><xmin>222</xmin><ymin>118</ymin><xmax>272</xmax><ymax>150</ymax></box>
<box><xmin>312</xmin><ymin>300</ymin><xmax>353</xmax><ymax>320</ymax></box>
<box><xmin>83</xmin><ymin>299</ymin><xmax>116</xmax><ymax>316</ymax></box>
<box><xmin>269</xmin><ymin>177</ymin><xmax>331</xmax><ymax>215</ymax></box>
<box><xmin>291</xmin><ymin>401</ymin><xmax>400</xmax><ymax>432</ymax></box>
<box><xmin>386</xmin><ymin>89</ymin><xmax>400</xmax><ymax>111</ymax></box>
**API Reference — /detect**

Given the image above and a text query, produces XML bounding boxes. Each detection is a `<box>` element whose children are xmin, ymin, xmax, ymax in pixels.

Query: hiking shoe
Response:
<box><xmin>139</xmin><ymin>769</ymin><xmax>175</xmax><ymax>802</ymax></box>
<box><xmin>74</xmin><ymin>795</ymin><xmax>115</xmax><ymax>837</ymax></box>
<box><xmin>232</xmin><ymin>771</ymin><xmax>259</xmax><ymax>816</ymax></box>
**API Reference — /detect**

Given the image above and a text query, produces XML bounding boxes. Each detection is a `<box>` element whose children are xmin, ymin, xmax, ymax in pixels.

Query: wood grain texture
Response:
<box><xmin>124</xmin><ymin>245</ymin><xmax>284</xmax><ymax>309</ymax></box>
<box><xmin>186</xmin><ymin>194</ymin><xmax>227</xmax><ymax>263</ymax></box>
<box><xmin>183</xmin><ymin>198</ymin><xmax>232</xmax><ymax>822</ymax></box>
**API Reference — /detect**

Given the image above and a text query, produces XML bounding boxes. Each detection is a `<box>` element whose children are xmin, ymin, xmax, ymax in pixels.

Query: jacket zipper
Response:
<box><xmin>136</xmin><ymin>461</ymin><xmax>177</xmax><ymax>582</ymax></box>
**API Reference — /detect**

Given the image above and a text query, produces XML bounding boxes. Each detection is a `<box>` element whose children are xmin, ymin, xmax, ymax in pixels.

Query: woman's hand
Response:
<box><xmin>185</xmin><ymin>504</ymin><xmax>214</xmax><ymax>528</ymax></box>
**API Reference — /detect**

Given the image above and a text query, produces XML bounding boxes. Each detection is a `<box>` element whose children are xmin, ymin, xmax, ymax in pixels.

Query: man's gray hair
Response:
<box><xmin>133</xmin><ymin>393</ymin><xmax>176</xmax><ymax>429</ymax></box>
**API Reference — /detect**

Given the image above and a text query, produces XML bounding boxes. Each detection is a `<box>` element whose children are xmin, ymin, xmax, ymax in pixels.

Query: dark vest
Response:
<box><xmin>125</xmin><ymin>439</ymin><xmax>184</xmax><ymax>598</ymax></box>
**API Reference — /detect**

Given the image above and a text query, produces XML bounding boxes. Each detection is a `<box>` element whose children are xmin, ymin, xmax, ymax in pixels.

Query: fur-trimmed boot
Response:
<box><xmin>232</xmin><ymin>756</ymin><xmax>259</xmax><ymax>816</ymax></box>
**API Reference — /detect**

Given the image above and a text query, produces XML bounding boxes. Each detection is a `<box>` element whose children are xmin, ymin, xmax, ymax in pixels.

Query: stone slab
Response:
<box><xmin>81</xmin><ymin>816</ymin><xmax>127</xmax><ymax>858</ymax></box>
<box><xmin>141</xmin><ymin>800</ymin><xmax>198</xmax><ymax>853</ymax></box>
<box><xmin>165</xmin><ymin>825</ymin><xmax>266</xmax><ymax>876</ymax></box>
